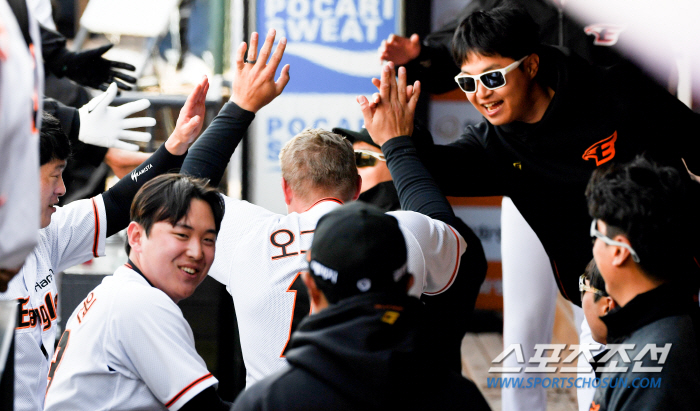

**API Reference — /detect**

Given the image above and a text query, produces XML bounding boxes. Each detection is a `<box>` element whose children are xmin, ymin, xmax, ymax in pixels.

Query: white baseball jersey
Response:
<box><xmin>0</xmin><ymin>196</ymin><xmax>107</xmax><ymax>411</ymax></box>
<box><xmin>44</xmin><ymin>265</ymin><xmax>218</xmax><ymax>411</ymax></box>
<box><xmin>0</xmin><ymin>0</ymin><xmax>43</xmax><ymax>270</ymax></box>
<box><xmin>209</xmin><ymin>197</ymin><xmax>466</xmax><ymax>386</ymax></box>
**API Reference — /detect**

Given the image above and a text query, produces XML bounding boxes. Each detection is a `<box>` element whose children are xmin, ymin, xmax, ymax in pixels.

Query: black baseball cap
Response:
<box><xmin>332</xmin><ymin>126</ymin><xmax>379</xmax><ymax>149</ymax></box>
<box><xmin>309</xmin><ymin>202</ymin><xmax>408</xmax><ymax>304</ymax></box>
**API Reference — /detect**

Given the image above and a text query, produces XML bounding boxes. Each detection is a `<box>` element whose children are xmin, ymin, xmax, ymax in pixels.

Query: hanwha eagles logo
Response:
<box><xmin>582</xmin><ymin>132</ymin><xmax>617</xmax><ymax>166</ymax></box>
<box><xmin>584</xmin><ymin>24</ymin><xmax>625</xmax><ymax>46</ymax></box>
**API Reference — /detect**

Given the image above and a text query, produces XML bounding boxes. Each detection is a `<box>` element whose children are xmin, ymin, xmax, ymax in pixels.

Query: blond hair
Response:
<box><xmin>279</xmin><ymin>128</ymin><xmax>357</xmax><ymax>202</ymax></box>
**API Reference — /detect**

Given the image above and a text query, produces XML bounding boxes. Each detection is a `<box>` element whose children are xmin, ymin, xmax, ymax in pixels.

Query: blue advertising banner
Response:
<box><xmin>258</xmin><ymin>0</ymin><xmax>400</xmax><ymax>93</ymax></box>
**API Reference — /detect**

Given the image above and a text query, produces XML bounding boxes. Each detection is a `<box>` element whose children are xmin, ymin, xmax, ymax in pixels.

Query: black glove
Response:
<box><xmin>48</xmin><ymin>44</ymin><xmax>137</xmax><ymax>91</ymax></box>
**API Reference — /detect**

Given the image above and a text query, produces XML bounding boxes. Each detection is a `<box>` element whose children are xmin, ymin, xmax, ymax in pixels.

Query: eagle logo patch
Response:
<box><xmin>583</xmin><ymin>132</ymin><xmax>617</xmax><ymax>166</ymax></box>
<box><xmin>584</xmin><ymin>24</ymin><xmax>625</xmax><ymax>46</ymax></box>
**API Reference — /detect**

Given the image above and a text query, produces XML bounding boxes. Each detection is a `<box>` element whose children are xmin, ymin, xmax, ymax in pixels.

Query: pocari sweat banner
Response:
<box><xmin>259</xmin><ymin>0</ymin><xmax>400</xmax><ymax>93</ymax></box>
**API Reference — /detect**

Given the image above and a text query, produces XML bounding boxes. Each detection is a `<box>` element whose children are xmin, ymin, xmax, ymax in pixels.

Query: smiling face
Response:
<box><xmin>460</xmin><ymin>52</ymin><xmax>544</xmax><ymax>126</ymax></box>
<box><xmin>128</xmin><ymin>198</ymin><xmax>217</xmax><ymax>303</ymax></box>
<box><xmin>39</xmin><ymin>159</ymin><xmax>67</xmax><ymax>228</ymax></box>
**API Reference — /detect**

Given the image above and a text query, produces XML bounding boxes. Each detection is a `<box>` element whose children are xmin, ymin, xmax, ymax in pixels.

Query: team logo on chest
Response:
<box><xmin>582</xmin><ymin>131</ymin><xmax>617</xmax><ymax>166</ymax></box>
<box><xmin>584</xmin><ymin>24</ymin><xmax>625</xmax><ymax>46</ymax></box>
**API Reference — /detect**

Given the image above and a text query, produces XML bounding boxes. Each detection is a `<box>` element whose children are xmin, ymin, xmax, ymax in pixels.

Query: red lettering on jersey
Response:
<box><xmin>584</xmin><ymin>24</ymin><xmax>625</xmax><ymax>46</ymax></box>
<box><xmin>270</xmin><ymin>229</ymin><xmax>299</xmax><ymax>260</ymax></box>
<box><xmin>17</xmin><ymin>297</ymin><xmax>32</xmax><ymax>329</ymax></box>
<box><xmin>582</xmin><ymin>132</ymin><xmax>617</xmax><ymax>166</ymax></box>
<box><xmin>76</xmin><ymin>292</ymin><xmax>97</xmax><ymax>324</ymax></box>
<box><xmin>41</xmin><ymin>306</ymin><xmax>52</xmax><ymax>330</ymax></box>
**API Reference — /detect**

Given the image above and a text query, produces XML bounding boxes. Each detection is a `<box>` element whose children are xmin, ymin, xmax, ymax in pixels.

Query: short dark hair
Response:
<box><xmin>40</xmin><ymin>112</ymin><xmax>71</xmax><ymax>166</ymax></box>
<box><xmin>585</xmin><ymin>156</ymin><xmax>690</xmax><ymax>282</ymax></box>
<box><xmin>125</xmin><ymin>174</ymin><xmax>225</xmax><ymax>255</ymax></box>
<box><xmin>451</xmin><ymin>5</ymin><xmax>539</xmax><ymax>65</ymax></box>
<box><xmin>583</xmin><ymin>259</ymin><xmax>608</xmax><ymax>302</ymax></box>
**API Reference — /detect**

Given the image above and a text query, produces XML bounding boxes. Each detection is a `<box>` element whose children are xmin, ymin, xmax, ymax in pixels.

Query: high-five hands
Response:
<box><xmin>165</xmin><ymin>76</ymin><xmax>210</xmax><ymax>156</ymax></box>
<box><xmin>230</xmin><ymin>29</ymin><xmax>290</xmax><ymax>113</ymax></box>
<box><xmin>357</xmin><ymin>62</ymin><xmax>421</xmax><ymax>146</ymax></box>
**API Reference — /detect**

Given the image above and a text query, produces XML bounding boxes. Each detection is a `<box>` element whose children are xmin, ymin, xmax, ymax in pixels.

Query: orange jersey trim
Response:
<box><xmin>423</xmin><ymin>225</ymin><xmax>462</xmax><ymax>295</ymax></box>
<box><xmin>304</xmin><ymin>197</ymin><xmax>343</xmax><ymax>212</ymax></box>
<box><xmin>165</xmin><ymin>373</ymin><xmax>214</xmax><ymax>408</ymax></box>
<box><xmin>91</xmin><ymin>198</ymin><xmax>100</xmax><ymax>258</ymax></box>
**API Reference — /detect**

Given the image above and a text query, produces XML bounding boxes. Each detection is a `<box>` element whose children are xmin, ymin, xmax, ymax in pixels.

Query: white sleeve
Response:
<box><xmin>208</xmin><ymin>195</ymin><xmax>279</xmax><ymax>285</ymax></box>
<box><xmin>108</xmin><ymin>291</ymin><xmax>217</xmax><ymax>410</ymax></box>
<box><xmin>0</xmin><ymin>5</ymin><xmax>40</xmax><ymax>269</ymax></box>
<box><xmin>43</xmin><ymin>195</ymin><xmax>108</xmax><ymax>273</ymax></box>
<box><xmin>389</xmin><ymin>210</ymin><xmax>466</xmax><ymax>296</ymax></box>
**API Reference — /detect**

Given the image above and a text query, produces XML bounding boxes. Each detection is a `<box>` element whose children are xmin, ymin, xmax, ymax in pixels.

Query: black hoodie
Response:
<box><xmin>231</xmin><ymin>293</ymin><xmax>491</xmax><ymax>411</ymax></box>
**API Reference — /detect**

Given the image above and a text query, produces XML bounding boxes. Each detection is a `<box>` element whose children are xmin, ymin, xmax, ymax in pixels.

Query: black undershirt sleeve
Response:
<box><xmin>180</xmin><ymin>102</ymin><xmax>255</xmax><ymax>186</ymax></box>
<box><xmin>382</xmin><ymin>135</ymin><xmax>488</xmax><ymax>373</ymax></box>
<box><xmin>101</xmin><ymin>144</ymin><xmax>186</xmax><ymax>237</ymax></box>
<box><xmin>381</xmin><ymin>136</ymin><xmax>457</xmax><ymax>225</ymax></box>
<box><xmin>179</xmin><ymin>386</ymin><xmax>231</xmax><ymax>411</ymax></box>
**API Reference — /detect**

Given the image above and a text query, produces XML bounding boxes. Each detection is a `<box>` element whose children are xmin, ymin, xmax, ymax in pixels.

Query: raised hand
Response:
<box><xmin>50</xmin><ymin>44</ymin><xmax>137</xmax><ymax>91</ymax></box>
<box><xmin>230</xmin><ymin>29</ymin><xmax>290</xmax><ymax>113</ymax></box>
<box><xmin>78</xmin><ymin>83</ymin><xmax>155</xmax><ymax>151</ymax></box>
<box><xmin>378</xmin><ymin>34</ymin><xmax>421</xmax><ymax>65</ymax></box>
<box><xmin>165</xmin><ymin>76</ymin><xmax>210</xmax><ymax>155</ymax></box>
<box><xmin>357</xmin><ymin>63</ymin><xmax>420</xmax><ymax>146</ymax></box>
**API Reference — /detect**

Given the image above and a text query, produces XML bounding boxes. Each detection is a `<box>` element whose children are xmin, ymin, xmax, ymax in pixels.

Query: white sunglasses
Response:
<box><xmin>590</xmin><ymin>219</ymin><xmax>640</xmax><ymax>263</ymax></box>
<box><xmin>454</xmin><ymin>56</ymin><xmax>528</xmax><ymax>93</ymax></box>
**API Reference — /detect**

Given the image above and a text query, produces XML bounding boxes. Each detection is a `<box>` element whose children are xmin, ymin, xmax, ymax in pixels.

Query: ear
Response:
<box><xmin>301</xmin><ymin>271</ymin><xmax>328</xmax><ymax>313</ymax></box>
<box><xmin>351</xmin><ymin>175</ymin><xmax>362</xmax><ymax>201</ymax></box>
<box><xmin>282</xmin><ymin>178</ymin><xmax>293</xmax><ymax>205</ymax></box>
<box><xmin>524</xmin><ymin>53</ymin><xmax>540</xmax><ymax>79</ymax></box>
<box><xmin>611</xmin><ymin>234</ymin><xmax>633</xmax><ymax>266</ymax></box>
<box><xmin>602</xmin><ymin>296</ymin><xmax>617</xmax><ymax>314</ymax></box>
<box><xmin>127</xmin><ymin>221</ymin><xmax>145</xmax><ymax>255</ymax></box>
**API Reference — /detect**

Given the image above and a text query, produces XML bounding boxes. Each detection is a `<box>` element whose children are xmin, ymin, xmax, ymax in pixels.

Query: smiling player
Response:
<box><xmin>44</xmin><ymin>174</ymin><xmax>230</xmax><ymax>411</ymax></box>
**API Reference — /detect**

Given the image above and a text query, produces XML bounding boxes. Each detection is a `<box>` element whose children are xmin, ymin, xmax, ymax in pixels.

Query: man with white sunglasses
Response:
<box><xmin>585</xmin><ymin>156</ymin><xmax>700</xmax><ymax>411</ymax></box>
<box><xmin>360</xmin><ymin>5</ymin><xmax>700</xmax><ymax>411</ymax></box>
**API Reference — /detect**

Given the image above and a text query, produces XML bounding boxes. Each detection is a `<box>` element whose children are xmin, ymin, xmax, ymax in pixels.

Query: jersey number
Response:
<box><xmin>279</xmin><ymin>273</ymin><xmax>310</xmax><ymax>357</ymax></box>
<box><xmin>46</xmin><ymin>329</ymin><xmax>70</xmax><ymax>395</ymax></box>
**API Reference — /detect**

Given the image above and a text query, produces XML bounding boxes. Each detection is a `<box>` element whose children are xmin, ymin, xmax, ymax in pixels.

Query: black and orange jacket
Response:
<box><xmin>386</xmin><ymin>45</ymin><xmax>700</xmax><ymax>305</ymax></box>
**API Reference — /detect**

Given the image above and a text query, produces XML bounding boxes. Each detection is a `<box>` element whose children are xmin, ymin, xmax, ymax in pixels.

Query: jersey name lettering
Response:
<box><xmin>17</xmin><ymin>291</ymin><xmax>59</xmax><ymax>331</ymax></box>
<box><xmin>76</xmin><ymin>292</ymin><xmax>97</xmax><ymax>324</ymax></box>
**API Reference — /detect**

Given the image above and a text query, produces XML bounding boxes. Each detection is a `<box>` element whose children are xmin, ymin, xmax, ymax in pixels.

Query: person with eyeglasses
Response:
<box><xmin>331</xmin><ymin>127</ymin><xmax>399</xmax><ymax>211</ymax></box>
<box><xmin>359</xmin><ymin>5</ymin><xmax>700</xmax><ymax>411</ymax></box>
<box><xmin>331</xmin><ymin>126</ymin><xmax>488</xmax><ymax>374</ymax></box>
<box><xmin>580</xmin><ymin>259</ymin><xmax>615</xmax><ymax>346</ymax></box>
<box><xmin>585</xmin><ymin>156</ymin><xmax>700</xmax><ymax>411</ymax></box>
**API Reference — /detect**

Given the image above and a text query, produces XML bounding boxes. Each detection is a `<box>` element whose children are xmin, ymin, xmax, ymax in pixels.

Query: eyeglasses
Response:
<box><xmin>454</xmin><ymin>56</ymin><xmax>528</xmax><ymax>93</ymax></box>
<box><xmin>579</xmin><ymin>274</ymin><xmax>606</xmax><ymax>299</ymax></box>
<box><xmin>590</xmin><ymin>219</ymin><xmax>640</xmax><ymax>263</ymax></box>
<box><xmin>355</xmin><ymin>150</ymin><xmax>386</xmax><ymax>168</ymax></box>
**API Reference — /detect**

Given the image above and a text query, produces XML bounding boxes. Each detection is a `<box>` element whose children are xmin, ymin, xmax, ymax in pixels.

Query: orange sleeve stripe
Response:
<box><xmin>423</xmin><ymin>225</ymin><xmax>461</xmax><ymax>295</ymax></box>
<box><xmin>91</xmin><ymin>198</ymin><xmax>100</xmax><ymax>258</ymax></box>
<box><xmin>165</xmin><ymin>373</ymin><xmax>214</xmax><ymax>408</ymax></box>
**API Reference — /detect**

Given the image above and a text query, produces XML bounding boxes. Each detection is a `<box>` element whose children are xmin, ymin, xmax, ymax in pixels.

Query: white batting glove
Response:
<box><xmin>78</xmin><ymin>83</ymin><xmax>156</xmax><ymax>151</ymax></box>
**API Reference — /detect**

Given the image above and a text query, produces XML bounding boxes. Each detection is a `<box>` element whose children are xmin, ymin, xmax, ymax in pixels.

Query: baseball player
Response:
<box><xmin>44</xmin><ymin>174</ymin><xmax>230</xmax><ymax>411</ymax></box>
<box><xmin>181</xmin><ymin>30</ymin><xmax>467</xmax><ymax>386</ymax></box>
<box><xmin>0</xmin><ymin>78</ymin><xmax>209</xmax><ymax>411</ymax></box>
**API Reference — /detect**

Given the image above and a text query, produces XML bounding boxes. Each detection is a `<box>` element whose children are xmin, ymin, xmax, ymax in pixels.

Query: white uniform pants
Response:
<box><xmin>501</xmin><ymin>197</ymin><xmax>596</xmax><ymax>411</ymax></box>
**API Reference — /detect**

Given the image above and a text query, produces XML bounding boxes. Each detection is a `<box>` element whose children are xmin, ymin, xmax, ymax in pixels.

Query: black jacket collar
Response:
<box><xmin>601</xmin><ymin>282</ymin><xmax>696</xmax><ymax>343</ymax></box>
